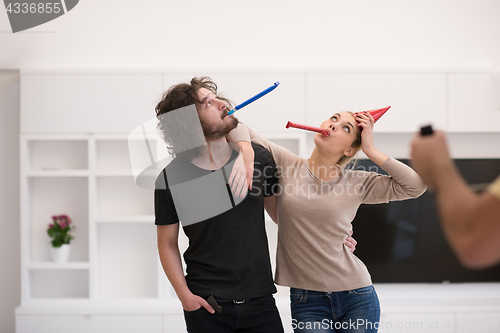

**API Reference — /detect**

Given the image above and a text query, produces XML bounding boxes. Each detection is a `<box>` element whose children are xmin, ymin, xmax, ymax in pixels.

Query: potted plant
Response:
<box><xmin>47</xmin><ymin>215</ymin><xmax>75</xmax><ymax>263</ymax></box>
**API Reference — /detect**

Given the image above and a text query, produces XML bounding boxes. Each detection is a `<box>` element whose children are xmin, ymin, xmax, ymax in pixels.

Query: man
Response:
<box><xmin>154</xmin><ymin>76</ymin><xmax>285</xmax><ymax>332</ymax></box>
<box><xmin>154</xmin><ymin>77</ymin><xmax>357</xmax><ymax>332</ymax></box>
<box><xmin>411</xmin><ymin>130</ymin><xmax>500</xmax><ymax>269</ymax></box>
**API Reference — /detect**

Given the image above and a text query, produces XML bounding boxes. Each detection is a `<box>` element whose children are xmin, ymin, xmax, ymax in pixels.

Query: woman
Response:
<box><xmin>227</xmin><ymin>111</ymin><xmax>426</xmax><ymax>332</ymax></box>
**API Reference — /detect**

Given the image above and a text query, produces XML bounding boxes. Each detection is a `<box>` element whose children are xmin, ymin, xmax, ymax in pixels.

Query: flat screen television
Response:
<box><xmin>351</xmin><ymin>158</ymin><xmax>500</xmax><ymax>283</ymax></box>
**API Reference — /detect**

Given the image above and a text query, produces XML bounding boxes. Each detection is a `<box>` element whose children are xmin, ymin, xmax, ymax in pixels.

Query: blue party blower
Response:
<box><xmin>227</xmin><ymin>81</ymin><xmax>280</xmax><ymax>116</ymax></box>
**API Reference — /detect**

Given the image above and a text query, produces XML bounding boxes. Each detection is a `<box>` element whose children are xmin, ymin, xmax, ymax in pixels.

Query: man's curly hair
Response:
<box><xmin>155</xmin><ymin>77</ymin><xmax>233</xmax><ymax>161</ymax></box>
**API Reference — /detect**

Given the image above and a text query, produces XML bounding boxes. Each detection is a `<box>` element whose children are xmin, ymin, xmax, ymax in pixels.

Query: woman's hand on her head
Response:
<box><xmin>354</xmin><ymin>112</ymin><xmax>389</xmax><ymax>166</ymax></box>
<box><xmin>355</xmin><ymin>112</ymin><xmax>376</xmax><ymax>154</ymax></box>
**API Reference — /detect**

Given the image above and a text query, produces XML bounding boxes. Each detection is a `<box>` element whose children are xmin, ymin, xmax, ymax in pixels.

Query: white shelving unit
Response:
<box><xmin>20</xmin><ymin>134</ymin><xmax>160</xmax><ymax>303</ymax></box>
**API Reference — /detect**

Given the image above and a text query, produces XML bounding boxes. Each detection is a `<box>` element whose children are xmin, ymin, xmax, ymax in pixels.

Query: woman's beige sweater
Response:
<box><xmin>227</xmin><ymin>123</ymin><xmax>426</xmax><ymax>292</ymax></box>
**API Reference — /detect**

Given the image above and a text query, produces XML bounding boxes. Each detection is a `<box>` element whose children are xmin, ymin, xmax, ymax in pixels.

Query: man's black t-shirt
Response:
<box><xmin>154</xmin><ymin>143</ymin><xmax>278</xmax><ymax>299</ymax></box>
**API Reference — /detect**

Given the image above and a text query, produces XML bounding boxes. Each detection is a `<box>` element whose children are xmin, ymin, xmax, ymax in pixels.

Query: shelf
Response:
<box><xmin>27</xmin><ymin>262</ymin><xmax>90</xmax><ymax>270</ymax></box>
<box><xmin>27</xmin><ymin>170</ymin><xmax>89</xmax><ymax>177</ymax></box>
<box><xmin>94</xmin><ymin>170</ymin><xmax>161</xmax><ymax>178</ymax></box>
<box><xmin>96</xmin><ymin>223</ymin><xmax>158</xmax><ymax>299</ymax></box>
<box><xmin>28</xmin><ymin>177</ymin><xmax>89</xmax><ymax>263</ymax></box>
<box><xmin>21</xmin><ymin>134</ymin><xmax>165</xmax><ymax>305</ymax></box>
<box><xmin>27</xmin><ymin>140</ymin><xmax>88</xmax><ymax>171</ymax></box>
<box><xmin>95</xmin><ymin>215</ymin><xmax>155</xmax><ymax>223</ymax></box>
<box><xmin>94</xmin><ymin>170</ymin><xmax>134</xmax><ymax>177</ymax></box>
<box><xmin>29</xmin><ymin>269</ymin><xmax>89</xmax><ymax>299</ymax></box>
<box><xmin>95</xmin><ymin>176</ymin><xmax>154</xmax><ymax>216</ymax></box>
<box><xmin>96</xmin><ymin>139</ymin><xmax>135</xmax><ymax>171</ymax></box>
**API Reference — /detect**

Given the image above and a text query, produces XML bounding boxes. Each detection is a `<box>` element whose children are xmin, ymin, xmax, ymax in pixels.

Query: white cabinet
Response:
<box><xmin>306</xmin><ymin>73</ymin><xmax>447</xmax><ymax>133</ymax></box>
<box><xmin>96</xmin><ymin>223</ymin><xmax>158</xmax><ymax>299</ymax></box>
<box><xmin>29</xmin><ymin>269</ymin><xmax>90</xmax><ymax>299</ymax></box>
<box><xmin>20</xmin><ymin>135</ymin><xmax>163</xmax><ymax>303</ymax></box>
<box><xmin>22</xmin><ymin>137</ymin><xmax>91</xmax><ymax>302</ymax></box>
<box><xmin>455</xmin><ymin>313</ymin><xmax>500</xmax><ymax>333</ymax></box>
<box><xmin>29</xmin><ymin>176</ymin><xmax>89</xmax><ymax>263</ymax></box>
<box><xmin>20</xmin><ymin>71</ymin><xmax>500</xmax><ymax>137</ymax></box>
<box><xmin>162</xmin><ymin>73</ymin><xmax>306</xmax><ymax>133</ymax></box>
<box><xmin>21</xmin><ymin>73</ymin><xmax>163</xmax><ymax>133</ymax></box>
<box><xmin>162</xmin><ymin>314</ymin><xmax>188</xmax><ymax>333</ymax></box>
<box><xmin>375</xmin><ymin>283</ymin><xmax>500</xmax><ymax>333</ymax></box>
<box><xmin>378</xmin><ymin>312</ymin><xmax>455</xmax><ymax>333</ymax></box>
<box><xmin>89</xmin><ymin>315</ymin><xmax>162</xmax><ymax>333</ymax></box>
<box><xmin>448</xmin><ymin>74</ymin><xmax>500</xmax><ymax>132</ymax></box>
<box><xmin>16</xmin><ymin>315</ymin><xmax>163</xmax><ymax>333</ymax></box>
<box><xmin>17</xmin><ymin>70</ymin><xmax>500</xmax><ymax>332</ymax></box>
<box><xmin>16</xmin><ymin>316</ymin><xmax>91</xmax><ymax>333</ymax></box>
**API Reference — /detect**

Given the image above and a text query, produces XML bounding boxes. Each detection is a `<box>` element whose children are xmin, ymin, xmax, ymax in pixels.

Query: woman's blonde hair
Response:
<box><xmin>336</xmin><ymin>112</ymin><xmax>362</xmax><ymax>168</ymax></box>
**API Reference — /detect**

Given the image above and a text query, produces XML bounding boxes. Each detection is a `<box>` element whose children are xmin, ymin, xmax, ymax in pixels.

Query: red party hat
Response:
<box><xmin>354</xmin><ymin>106</ymin><xmax>391</xmax><ymax>125</ymax></box>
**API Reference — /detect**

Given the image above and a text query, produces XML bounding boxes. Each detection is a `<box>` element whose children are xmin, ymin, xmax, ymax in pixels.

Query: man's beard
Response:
<box><xmin>201</xmin><ymin>116</ymin><xmax>239</xmax><ymax>141</ymax></box>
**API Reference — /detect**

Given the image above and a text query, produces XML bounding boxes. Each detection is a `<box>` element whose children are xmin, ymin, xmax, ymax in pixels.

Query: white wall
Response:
<box><xmin>0</xmin><ymin>0</ymin><xmax>499</xmax><ymax>70</ymax></box>
<box><xmin>0</xmin><ymin>71</ymin><xmax>20</xmax><ymax>333</ymax></box>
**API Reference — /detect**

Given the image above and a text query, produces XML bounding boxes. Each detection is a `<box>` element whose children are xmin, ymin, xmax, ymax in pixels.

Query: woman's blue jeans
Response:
<box><xmin>290</xmin><ymin>285</ymin><xmax>380</xmax><ymax>333</ymax></box>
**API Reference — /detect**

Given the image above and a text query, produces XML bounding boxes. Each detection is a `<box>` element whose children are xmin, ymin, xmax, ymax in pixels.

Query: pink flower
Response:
<box><xmin>60</xmin><ymin>221</ymin><xmax>67</xmax><ymax>229</ymax></box>
<box><xmin>48</xmin><ymin>224</ymin><xmax>54</xmax><ymax>229</ymax></box>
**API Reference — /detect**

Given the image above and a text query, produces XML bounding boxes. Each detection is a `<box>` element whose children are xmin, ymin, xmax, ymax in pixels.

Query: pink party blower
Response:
<box><xmin>286</xmin><ymin>121</ymin><xmax>329</xmax><ymax>136</ymax></box>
